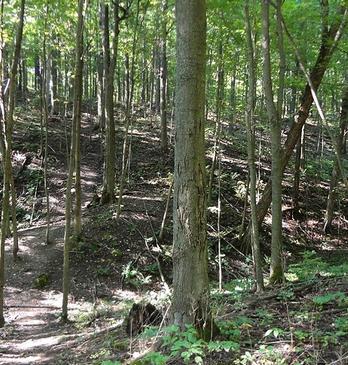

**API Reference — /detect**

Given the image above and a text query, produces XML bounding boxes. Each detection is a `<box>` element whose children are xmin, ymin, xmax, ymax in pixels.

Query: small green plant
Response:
<box><xmin>33</xmin><ymin>273</ymin><xmax>49</xmax><ymax>289</ymax></box>
<box><xmin>223</xmin><ymin>278</ymin><xmax>253</xmax><ymax>301</ymax></box>
<box><xmin>264</xmin><ymin>327</ymin><xmax>285</xmax><ymax>339</ymax></box>
<box><xmin>122</xmin><ymin>262</ymin><xmax>152</xmax><ymax>287</ymax></box>
<box><xmin>306</xmin><ymin>158</ymin><xmax>334</xmax><ymax>181</ymax></box>
<box><xmin>294</xmin><ymin>329</ymin><xmax>310</xmax><ymax>342</ymax></box>
<box><xmin>142</xmin><ymin>352</ymin><xmax>169</xmax><ymax>365</ymax></box>
<box><xmin>101</xmin><ymin>360</ymin><xmax>122</xmax><ymax>365</ymax></box>
<box><xmin>110</xmin><ymin>247</ymin><xmax>122</xmax><ymax>258</ymax></box>
<box><xmin>234</xmin><ymin>345</ymin><xmax>287</xmax><ymax>365</ymax></box>
<box><xmin>286</xmin><ymin>250</ymin><xmax>348</xmax><ymax>281</ymax></box>
<box><xmin>255</xmin><ymin>309</ymin><xmax>273</xmax><ymax>325</ymax></box>
<box><xmin>74</xmin><ymin>301</ymin><xmax>114</xmax><ymax>329</ymax></box>
<box><xmin>312</xmin><ymin>291</ymin><xmax>346</xmax><ymax>306</ymax></box>
<box><xmin>207</xmin><ymin>340</ymin><xmax>239</xmax><ymax>352</ymax></box>
<box><xmin>334</xmin><ymin>315</ymin><xmax>348</xmax><ymax>336</ymax></box>
<box><xmin>277</xmin><ymin>287</ymin><xmax>295</xmax><ymax>301</ymax></box>
<box><xmin>144</xmin><ymin>324</ymin><xmax>239</xmax><ymax>364</ymax></box>
<box><xmin>219</xmin><ymin>320</ymin><xmax>241</xmax><ymax>340</ymax></box>
<box><xmin>161</xmin><ymin>325</ymin><xmax>206</xmax><ymax>364</ymax></box>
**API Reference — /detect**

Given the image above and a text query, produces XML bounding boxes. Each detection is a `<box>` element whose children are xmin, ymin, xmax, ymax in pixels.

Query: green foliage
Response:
<box><xmin>142</xmin><ymin>352</ymin><xmax>169</xmax><ymax>365</ymax></box>
<box><xmin>235</xmin><ymin>345</ymin><xmax>287</xmax><ymax>365</ymax></box>
<box><xmin>162</xmin><ymin>325</ymin><xmax>206</xmax><ymax>364</ymax></box>
<box><xmin>25</xmin><ymin>169</ymin><xmax>43</xmax><ymax>194</ymax></box>
<box><xmin>223</xmin><ymin>278</ymin><xmax>254</xmax><ymax>301</ymax></box>
<box><xmin>264</xmin><ymin>327</ymin><xmax>285</xmax><ymax>339</ymax></box>
<box><xmin>305</xmin><ymin>158</ymin><xmax>334</xmax><ymax>181</ymax></box>
<box><xmin>122</xmin><ymin>262</ymin><xmax>152</xmax><ymax>288</ymax></box>
<box><xmin>294</xmin><ymin>329</ymin><xmax>310</xmax><ymax>342</ymax></box>
<box><xmin>312</xmin><ymin>291</ymin><xmax>346</xmax><ymax>306</ymax></box>
<box><xmin>74</xmin><ymin>301</ymin><xmax>114</xmax><ymax>329</ymax></box>
<box><xmin>218</xmin><ymin>320</ymin><xmax>241</xmax><ymax>340</ymax></box>
<box><xmin>254</xmin><ymin>309</ymin><xmax>273</xmax><ymax>326</ymax></box>
<box><xmin>33</xmin><ymin>273</ymin><xmax>49</xmax><ymax>289</ymax></box>
<box><xmin>277</xmin><ymin>287</ymin><xmax>295</xmax><ymax>301</ymax></box>
<box><xmin>14</xmin><ymin>205</ymin><xmax>30</xmax><ymax>222</ymax></box>
<box><xmin>207</xmin><ymin>340</ymin><xmax>239</xmax><ymax>352</ymax></box>
<box><xmin>143</xmin><ymin>325</ymin><xmax>239</xmax><ymax>365</ymax></box>
<box><xmin>287</xmin><ymin>250</ymin><xmax>348</xmax><ymax>281</ymax></box>
<box><xmin>334</xmin><ymin>315</ymin><xmax>348</xmax><ymax>336</ymax></box>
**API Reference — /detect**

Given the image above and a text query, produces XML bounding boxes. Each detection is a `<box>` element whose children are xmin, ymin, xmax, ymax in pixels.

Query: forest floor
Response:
<box><xmin>0</xmin><ymin>103</ymin><xmax>347</xmax><ymax>365</ymax></box>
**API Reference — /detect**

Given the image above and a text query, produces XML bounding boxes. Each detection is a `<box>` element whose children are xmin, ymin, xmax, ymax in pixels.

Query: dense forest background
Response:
<box><xmin>0</xmin><ymin>0</ymin><xmax>347</xmax><ymax>364</ymax></box>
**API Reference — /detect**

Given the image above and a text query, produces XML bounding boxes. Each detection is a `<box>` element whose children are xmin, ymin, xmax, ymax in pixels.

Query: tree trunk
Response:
<box><xmin>207</xmin><ymin>41</ymin><xmax>224</xmax><ymax>205</ymax></box>
<box><xmin>261</xmin><ymin>0</ymin><xmax>283</xmax><ymax>284</ymax></box>
<box><xmin>101</xmin><ymin>2</ymin><xmax>116</xmax><ymax>204</ymax></box>
<box><xmin>154</xmin><ymin>38</ymin><xmax>160</xmax><ymax>114</ymax></box>
<box><xmin>229</xmin><ymin>60</ymin><xmax>237</xmax><ymax>123</ymax></box>
<box><xmin>160</xmin><ymin>0</ymin><xmax>168</xmax><ymax>154</ymax></box>
<box><xmin>324</xmin><ymin>81</ymin><xmax>348</xmax><ymax>232</ymax></box>
<box><xmin>172</xmin><ymin>0</ymin><xmax>217</xmax><ymax>340</ymax></box>
<box><xmin>62</xmin><ymin>0</ymin><xmax>85</xmax><ymax>321</ymax></box>
<box><xmin>244</xmin><ymin>0</ymin><xmax>264</xmax><ymax>292</ymax></box>
<box><xmin>42</xmin><ymin>12</ymin><xmax>50</xmax><ymax>244</ymax></box>
<box><xmin>0</xmin><ymin>0</ymin><xmax>25</xmax><ymax>327</ymax></box>
<box><xmin>97</xmin><ymin>5</ymin><xmax>105</xmax><ymax>131</ymax></box>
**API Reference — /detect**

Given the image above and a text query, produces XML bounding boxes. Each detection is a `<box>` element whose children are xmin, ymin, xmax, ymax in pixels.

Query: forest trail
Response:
<box><xmin>0</xmin><ymin>116</ymin><xmax>108</xmax><ymax>365</ymax></box>
<box><xmin>0</xmin><ymin>221</ymin><xmax>125</xmax><ymax>365</ymax></box>
<box><xmin>0</xmin><ymin>112</ymin><xmax>170</xmax><ymax>364</ymax></box>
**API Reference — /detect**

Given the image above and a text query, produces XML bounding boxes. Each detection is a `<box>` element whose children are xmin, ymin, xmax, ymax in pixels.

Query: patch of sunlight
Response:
<box><xmin>284</xmin><ymin>272</ymin><xmax>299</xmax><ymax>282</ymax></box>
<box><xmin>264</xmin><ymin>215</ymin><xmax>272</xmax><ymax>225</ymax></box>
<box><xmin>0</xmin><ymin>354</ymin><xmax>51</xmax><ymax>364</ymax></box>
<box><xmin>18</xmin><ymin>318</ymin><xmax>46</xmax><ymax>326</ymax></box>
<box><xmin>113</xmin><ymin>289</ymin><xmax>142</xmax><ymax>302</ymax></box>
<box><xmin>121</xmin><ymin>195</ymin><xmax>163</xmax><ymax>202</ymax></box>
<box><xmin>15</xmin><ymin>334</ymin><xmax>68</xmax><ymax>351</ymax></box>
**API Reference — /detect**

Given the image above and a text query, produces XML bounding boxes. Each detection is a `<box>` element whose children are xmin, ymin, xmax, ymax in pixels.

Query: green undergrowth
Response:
<box><xmin>287</xmin><ymin>250</ymin><xmax>348</xmax><ymax>281</ymax></box>
<box><xmin>98</xmin><ymin>251</ymin><xmax>348</xmax><ymax>365</ymax></box>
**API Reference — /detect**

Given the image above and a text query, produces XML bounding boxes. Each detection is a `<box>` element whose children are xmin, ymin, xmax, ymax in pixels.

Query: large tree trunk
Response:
<box><xmin>172</xmin><ymin>0</ymin><xmax>217</xmax><ymax>340</ymax></box>
<box><xmin>242</xmin><ymin>5</ymin><xmax>347</xmax><ymax>245</ymax></box>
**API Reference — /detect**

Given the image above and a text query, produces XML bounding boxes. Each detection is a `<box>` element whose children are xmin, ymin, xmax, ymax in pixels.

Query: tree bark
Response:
<box><xmin>172</xmin><ymin>0</ymin><xmax>217</xmax><ymax>340</ymax></box>
<box><xmin>261</xmin><ymin>0</ymin><xmax>283</xmax><ymax>284</ymax></box>
<box><xmin>101</xmin><ymin>2</ymin><xmax>117</xmax><ymax>204</ymax></box>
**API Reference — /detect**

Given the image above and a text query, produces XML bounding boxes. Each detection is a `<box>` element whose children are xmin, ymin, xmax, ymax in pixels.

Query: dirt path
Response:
<box><xmin>0</xmin><ymin>116</ymin><xmax>107</xmax><ymax>364</ymax></box>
